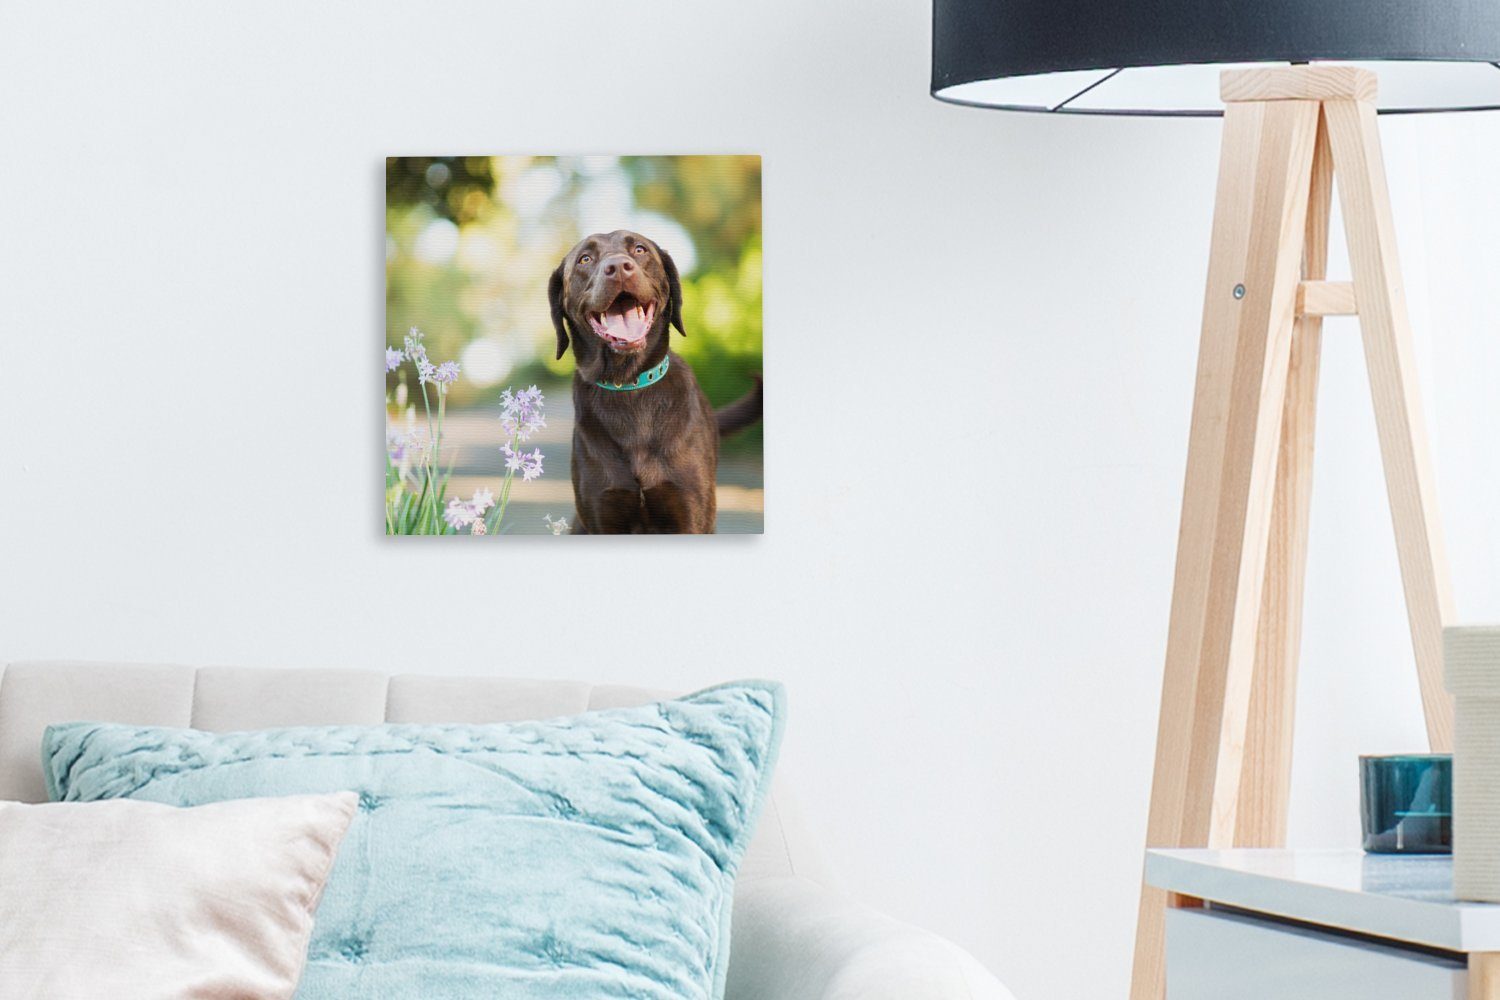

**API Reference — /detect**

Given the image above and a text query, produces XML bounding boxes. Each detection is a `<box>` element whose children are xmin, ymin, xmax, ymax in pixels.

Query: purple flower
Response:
<box><xmin>520</xmin><ymin>448</ymin><xmax>544</xmax><ymax>481</ymax></box>
<box><xmin>403</xmin><ymin>327</ymin><xmax>429</xmax><ymax>367</ymax></box>
<box><xmin>415</xmin><ymin>358</ymin><xmax>435</xmax><ymax>384</ymax></box>
<box><xmin>443</xmin><ymin>489</ymin><xmax>496</xmax><ymax>531</ymax></box>
<box><xmin>500</xmin><ymin>442</ymin><xmax>544</xmax><ymax>481</ymax></box>
<box><xmin>386</xmin><ymin>427</ymin><xmax>428</xmax><ymax>466</ymax></box>
<box><xmin>444</xmin><ymin>497</ymin><xmax>477</xmax><ymax>530</ymax></box>
<box><xmin>544</xmin><ymin>514</ymin><xmax>569</xmax><ymax>536</ymax></box>
<box><xmin>432</xmin><ymin>360</ymin><xmax>460</xmax><ymax>385</ymax></box>
<box><xmin>385</xmin><ymin>347</ymin><xmax>403</xmax><ymax>372</ymax></box>
<box><xmin>443</xmin><ymin>489</ymin><xmax>497</xmax><ymax>531</ymax></box>
<box><xmin>500</xmin><ymin>384</ymin><xmax>546</xmax><ymax>441</ymax></box>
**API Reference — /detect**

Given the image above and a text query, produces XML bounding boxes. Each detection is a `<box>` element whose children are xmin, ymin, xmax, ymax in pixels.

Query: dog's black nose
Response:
<box><xmin>601</xmin><ymin>254</ymin><xmax>635</xmax><ymax>279</ymax></box>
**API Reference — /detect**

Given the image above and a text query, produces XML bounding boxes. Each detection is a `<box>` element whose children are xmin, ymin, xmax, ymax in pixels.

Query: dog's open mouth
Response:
<box><xmin>588</xmin><ymin>292</ymin><xmax>655</xmax><ymax>349</ymax></box>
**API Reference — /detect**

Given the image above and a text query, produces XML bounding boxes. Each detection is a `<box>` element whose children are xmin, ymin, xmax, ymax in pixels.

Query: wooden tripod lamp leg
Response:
<box><xmin>1323</xmin><ymin>98</ymin><xmax>1457</xmax><ymax>750</ymax></box>
<box><xmin>1235</xmin><ymin>115</ymin><xmax>1333</xmax><ymax>848</ymax></box>
<box><xmin>1129</xmin><ymin>95</ymin><xmax>1320</xmax><ymax>1000</ymax></box>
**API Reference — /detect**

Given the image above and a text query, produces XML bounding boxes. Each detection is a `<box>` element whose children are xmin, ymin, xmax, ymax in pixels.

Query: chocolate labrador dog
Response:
<box><xmin>548</xmin><ymin>230</ymin><xmax>761</xmax><ymax>534</ymax></box>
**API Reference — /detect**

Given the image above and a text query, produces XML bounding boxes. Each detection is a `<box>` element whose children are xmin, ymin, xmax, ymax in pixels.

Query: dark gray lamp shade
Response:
<box><xmin>932</xmin><ymin>0</ymin><xmax>1500</xmax><ymax>115</ymax></box>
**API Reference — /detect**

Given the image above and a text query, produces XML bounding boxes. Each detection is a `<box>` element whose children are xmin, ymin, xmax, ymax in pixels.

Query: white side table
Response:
<box><xmin>1147</xmin><ymin>849</ymin><xmax>1500</xmax><ymax>999</ymax></box>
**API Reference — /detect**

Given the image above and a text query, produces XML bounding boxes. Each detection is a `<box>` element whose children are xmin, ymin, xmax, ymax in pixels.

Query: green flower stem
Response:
<box><xmin>384</xmin><ymin>452</ymin><xmax>396</xmax><ymax>534</ymax></box>
<box><xmin>432</xmin><ymin>388</ymin><xmax>448</xmax><ymax>533</ymax></box>
<box><xmin>487</xmin><ymin>471</ymin><xmax>513</xmax><ymax>533</ymax></box>
<box><xmin>411</xmin><ymin>470</ymin><xmax>431</xmax><ymax>533</ymax></box>
<box><xmin>491</xmin><ymin>430</ymin><xmax>520</xmax><ymax>533</ymax></box>
<box><xmin>418</xmin><ymin>380</ymin><xmax>439</xmax><ymax>533</ymax></box>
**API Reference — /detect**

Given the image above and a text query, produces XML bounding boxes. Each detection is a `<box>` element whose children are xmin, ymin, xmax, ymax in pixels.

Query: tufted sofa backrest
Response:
<box><xmin>0</xmin><ymin>661</ymin><xmax>808</xmax><ymax>885</ymax></box>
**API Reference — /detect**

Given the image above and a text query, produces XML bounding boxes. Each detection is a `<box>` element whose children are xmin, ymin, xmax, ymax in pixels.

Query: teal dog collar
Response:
<box><xmin>596</xmin><ymin>355</ymin><xmax>669</xmax><ymax>392</ymax></box>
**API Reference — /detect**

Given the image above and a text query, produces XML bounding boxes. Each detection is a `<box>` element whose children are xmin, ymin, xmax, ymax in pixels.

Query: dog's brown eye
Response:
<box><xmin>578</xmin><ymin>254</ymin><xmax>592</xmax><ymax>265</ymax></box>
<box><xmin>633</xmin><ymin>245</ymin><xmax>648</xmax><ymax>255</ymax></box>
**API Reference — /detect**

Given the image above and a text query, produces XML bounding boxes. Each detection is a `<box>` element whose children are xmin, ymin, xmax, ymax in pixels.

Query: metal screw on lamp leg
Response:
<box><xmin>1233</xmin><ymin>283</ymin><xmax>1246</xmax><ymax>299</ymax></box>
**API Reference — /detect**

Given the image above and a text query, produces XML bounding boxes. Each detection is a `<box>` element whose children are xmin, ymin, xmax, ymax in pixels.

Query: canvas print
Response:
<box><xmin>385</xmin><ymin>155</ymin><xmax>763</xmax><ymax>535</ymax></box>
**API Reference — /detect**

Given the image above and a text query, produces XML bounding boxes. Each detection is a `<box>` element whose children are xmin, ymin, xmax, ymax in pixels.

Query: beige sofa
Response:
<box><xmin>0</xmin><ymin>660</ymin><xmax>1013</xmax><ymax>1000</ymax></box>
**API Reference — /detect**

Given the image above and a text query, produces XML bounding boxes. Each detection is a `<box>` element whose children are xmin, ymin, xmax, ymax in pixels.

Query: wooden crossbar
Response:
<box><xmin>1296</xmin><ymin>280</ymin><xmax>1357</xmax><ymax>317</ymax></box>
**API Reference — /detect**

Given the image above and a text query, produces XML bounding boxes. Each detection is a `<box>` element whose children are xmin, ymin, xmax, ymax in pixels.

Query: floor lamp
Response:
<box><xmin>930</xmin><ymin>4</ymin><xmax>1500</xmax><ymax>997</ymax></box>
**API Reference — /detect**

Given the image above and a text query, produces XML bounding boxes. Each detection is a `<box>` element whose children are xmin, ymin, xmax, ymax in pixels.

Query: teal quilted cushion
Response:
<box><xmin>43</xmin><ymin>681</ymin><xmax>784</xmax><ymax>1000</ymax></box>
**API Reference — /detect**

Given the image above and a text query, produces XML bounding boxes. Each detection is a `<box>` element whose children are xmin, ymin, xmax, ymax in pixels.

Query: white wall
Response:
<box><xmin>2</xmin><ymin>3</ymin><xmax>1498</xmax><ymax>998</ymax></box>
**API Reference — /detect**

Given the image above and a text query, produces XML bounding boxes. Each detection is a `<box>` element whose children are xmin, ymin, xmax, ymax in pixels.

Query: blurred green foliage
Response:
<box><xmin>621</xmin><ymin>156</ymin><xmax>761</xmax><ymax>276</ymax></box>
<box><xmin>385</xmin><ymin>155</ymin><xmax>762</xmax><ymax>425</ymax></box>
<box><xmin>386</xmin><ymin>157</ymin><xmax>497</xmax><ymax>225</ymax></box>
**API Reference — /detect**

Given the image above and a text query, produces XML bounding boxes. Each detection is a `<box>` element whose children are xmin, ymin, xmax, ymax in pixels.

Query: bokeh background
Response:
<box><xmin>385</xmin><ymin>154</ymin><xmax>764</xmax><ymax>534</ymax></box>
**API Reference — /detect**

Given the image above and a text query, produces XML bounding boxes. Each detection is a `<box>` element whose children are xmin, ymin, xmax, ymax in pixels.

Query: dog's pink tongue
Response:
<box><xmin>602</xmin><ymin>307</ymin><xmax>648</xmax><ymax>344</ymax></box>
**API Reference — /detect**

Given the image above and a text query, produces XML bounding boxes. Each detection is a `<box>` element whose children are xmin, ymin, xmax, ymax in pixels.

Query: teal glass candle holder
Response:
<box><xmin>1359</xmin><ymin>754</ymin><xmax>1452</xmax><ymax>854</ymax></box>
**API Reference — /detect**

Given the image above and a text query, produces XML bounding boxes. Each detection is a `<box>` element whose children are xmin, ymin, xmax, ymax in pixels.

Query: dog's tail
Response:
<box><xmin>715</xmin><ymin>376</ymin><xmax>763</xmax><ymax>437</ymax></box>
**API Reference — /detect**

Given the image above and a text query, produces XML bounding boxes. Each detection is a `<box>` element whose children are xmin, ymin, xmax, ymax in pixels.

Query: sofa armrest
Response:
<box><xmin>725</xmin><ymin>876</ymin><xmax>1015</xmax><ymax>1000</ymax></box>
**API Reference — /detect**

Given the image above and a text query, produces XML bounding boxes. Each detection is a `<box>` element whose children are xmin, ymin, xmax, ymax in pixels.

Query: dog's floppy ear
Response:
<box><xmin>656</xmin><ymin>242</ymin><xmax>686</xmax><ymax>336</ymax></box>
<box><xmin>548</xmin><ymin>261</ymin><xmax>570</xmax><ymax>360</ymax></box>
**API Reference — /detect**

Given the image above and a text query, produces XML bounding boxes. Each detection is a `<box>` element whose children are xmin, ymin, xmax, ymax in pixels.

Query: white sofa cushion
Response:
<box><xmin>0</xmin><ymin>792</ymin><xmax>357</xmax><ymax>1000</ymax></box>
